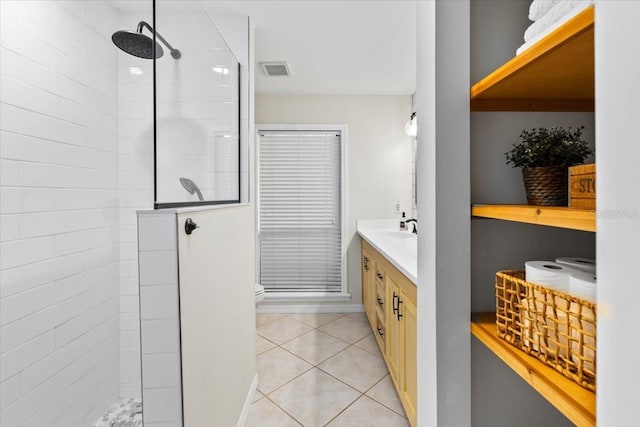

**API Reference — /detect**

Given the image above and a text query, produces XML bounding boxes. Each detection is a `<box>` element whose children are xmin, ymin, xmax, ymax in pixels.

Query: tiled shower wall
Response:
<box><xmin>0</xmin><ymin>1</ymin><xmax>120</xmax><ymax>425</ymax></box>
<box><xmin>117</xmin><ymin>8</ymin><xmax>154</xmax><ymax>400</ymax></box>
<box><xmin>117</xmin><ymin>3</ymin><xmax>248</xmax><ymax>399</ymax></box>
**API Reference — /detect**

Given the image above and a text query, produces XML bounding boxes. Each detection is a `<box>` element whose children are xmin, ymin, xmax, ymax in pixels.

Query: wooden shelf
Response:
<box><xmin>472</xmin><ymin>204</ymin><xmax>595</xmax><ymax>232</ymax></box>
<box><xmin>471</xmin><ymin>313</ymin><xmax>595</xmax><ymax>427</ymax></box>
<box><xmin>471</xmin><ymin>6</ymin><xmax>594</xmax><ymax>112</ymax></box>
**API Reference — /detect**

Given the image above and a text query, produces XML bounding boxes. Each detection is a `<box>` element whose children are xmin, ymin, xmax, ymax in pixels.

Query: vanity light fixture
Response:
<box><xmin>405</xmin><ymin>111</ymin><xmax>417</xmax><ymax>137</ymax></box>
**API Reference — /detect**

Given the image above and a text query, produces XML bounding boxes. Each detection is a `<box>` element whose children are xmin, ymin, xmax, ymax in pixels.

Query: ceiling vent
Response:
<box><xmin>260</xmin><ymin>62</ymin><xmax>291</xmax><ymax>77</ymax></box>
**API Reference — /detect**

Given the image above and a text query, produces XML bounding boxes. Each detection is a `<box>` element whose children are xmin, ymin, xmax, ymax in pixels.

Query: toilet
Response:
<box><xmin>255</xmin><ymin>284</ymin><xmax>265</xmax><ymax>304</ymax></box>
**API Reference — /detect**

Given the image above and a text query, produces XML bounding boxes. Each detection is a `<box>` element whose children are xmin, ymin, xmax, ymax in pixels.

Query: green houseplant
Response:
<box><xmin>505</xmin><ymin>127</ymin><xmax>592</xmax><ymax>206</ymax></box>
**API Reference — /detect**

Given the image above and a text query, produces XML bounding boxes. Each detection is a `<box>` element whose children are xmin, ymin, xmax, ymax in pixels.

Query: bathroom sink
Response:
<box><xmin>377</xmin><ymin>231</ymin><xmax>417</xmax><ymax>239</ymax></box>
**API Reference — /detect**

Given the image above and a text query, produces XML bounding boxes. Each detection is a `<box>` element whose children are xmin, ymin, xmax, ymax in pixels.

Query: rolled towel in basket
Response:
<box><xmin>556</xmin><ymin>256</ymin><xmax>596</xmax><ymax>273</ymax></box>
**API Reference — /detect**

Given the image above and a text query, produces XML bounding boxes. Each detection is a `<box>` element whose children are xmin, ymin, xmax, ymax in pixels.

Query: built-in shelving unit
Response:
<box><xmin>471</xmin><ymin>204</ymin><xmax>596</xmax><ymax>232</ymax></box>
<box><xmin>470</xmin><ymin>6</ymin><xmax>594</xmax><ymax>112</ymax></box>
<box><xmin>470</xmin><ymin>4</ymin><xmax>597</xmax><ymax>424</ymax></box>
<box><xmin>471</xmin><ymin>313</ymin><xmax>596</xmax><ymax>427</ymax></box>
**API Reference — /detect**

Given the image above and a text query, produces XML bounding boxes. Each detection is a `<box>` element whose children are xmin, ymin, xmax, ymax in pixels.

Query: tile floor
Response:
<box><xmin>246</xmin><ymin>312</ymin><xmax>409</xmax><ymax>427</ymax></box>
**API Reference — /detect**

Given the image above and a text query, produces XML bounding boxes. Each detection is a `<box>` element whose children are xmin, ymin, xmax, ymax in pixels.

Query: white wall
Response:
<box><xmin>416</xmin><ymin>1</ymin><xmax>471</xmax><ymax>426</ymax></box>
<box><xmin>595</xmin><ymin>2</ymin><xmax>640</xmax><ymax>425</ymax></box>
<box><xmin>0</xmin><ymin>1</ymin><xmax>120</xmax><ymax>425</ymax></box>
<box><xmin>255</xmin><ymin>95</ymin><xmax>413</xmax><ymax>305</ymax></box>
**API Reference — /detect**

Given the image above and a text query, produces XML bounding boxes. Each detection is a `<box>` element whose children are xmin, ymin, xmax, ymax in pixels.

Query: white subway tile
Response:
<box><xmin>119</xmin><ymin>383</ymin><xmax>142</xmax><ymax>400</ymax></box>
<box><xmin>119</xmin><ymin>277</ymin><xmax>140</xmax><ymax>297</ymax></box>
<box><xmin>0</xmin><ymin>1</ymin><xmax>21</xmax><ymax>26</ymax></box>
<box><xmin>120</xmin><ymin>364</ymin><xmax>141</xmax><ymax>384</ymax></box>
<box><xmin>140</xmin><ymin>285</ymin><xmax>179</xmax><ymax>320</ymax></box>
<box><xmin>0</xmin><ymin>131</ymin><xmax>56</xmax><ymax>164</ymax></box>
<box><xmin>142</xmin><ymin>387</ymin><xmax>182</xmax><ymax>423</ymax></box>
<box><xmin>120</xmin><ymin>331</ymin><xmax>141</xmax><ymax>350</ymax></box>
<box><xmin>120</xmin><ymin>295</ymin><xmax>139</xmax><ymax>314</ymax></box>
<box><xmin>120</xmin><ymin>312</ymin><xmax>140</xmax><ymax>331</ymax></box>
<box><xmin>0</xmin><ymin>331</ymin><xmax>55</xmax><ymax>381</ymax></box>
<box><xmin>138</xmin><ymin>214</ymin><xmax>177</xmax><ymax>252</ymax></box>
<box><xmin>120</xmin><ymin>347</ymin><xmax>140</xmax><ymax>366</ymax></box>
<box><xmin>140</xmin><ymin>319</ymin><xmax>179</xmax><ymax>355</ymax></box>
<box><xmin>20</xmin><ymin>315</ymin><xmax>117</xmax><ymax>395</ymax></box>
<box><xmin>0</xmin><ymin>103</ymin><xmax>21</xmax><ymax>133</ymax></box>
<box><xmin>54</xmin><ymin>227</ymin><xmax>112</xmax><ymax>257</ymax></box>
<box><xmin>0</xmin><ymin>235</ymin><xmax>55</xmax><ymax>270</ymax></box>
<box><xmin>0</xmin><ymin>376</ymin><xmax>56</xmax><ymax>427</ymax></box>
<box><xmin>0</xmin><ymin>75</ymin><xmax>55</xmax><ymax>116</ymax></box>
<box><xmin>0</xmin><ymin>19</ymin><xmax>54</xmax><ymax>69</ymax></box>
<box><xmin>19</xmin><ymin>109</ymin><xmax>84</xmax><ymax>146</ymax></box>
<box><xmin>53</xmin><ymin>95</ymin><xmax>105</xmax><ymax>130</ymax></box>
<box><xmin>55</xmin><ymin>297</ymin><xmax>117</xmax><ymax>347</ymax></box>
<box><xmin>0</xmin><ymin>375</ymin><xmax>20</xmax><ymax>410</ymax></box>
<box><xmin>138</xmin><ymin>251</ymin><xmax>178</xmax><ymax>286</ymax></box>
<box><xmin>141</xmin><ymin>353</ymin><xmax>181</xmax><ymax>389</ymax></box>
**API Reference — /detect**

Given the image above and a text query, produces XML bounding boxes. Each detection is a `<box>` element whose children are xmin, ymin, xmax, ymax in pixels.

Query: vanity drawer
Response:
<box><xmin>375</xmin><ymin>267</ymin><xmax>386</xmax><ymax>286</ymax></box>
<box><xmin>376</xmin><ymin>282</ymin><xmax>385</xmax><ymax>310</ymax></box>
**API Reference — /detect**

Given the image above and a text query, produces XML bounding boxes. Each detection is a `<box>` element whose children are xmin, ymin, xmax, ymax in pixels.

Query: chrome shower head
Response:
<box><xmin>179</xmin><ymin>177</ymin><xmax>203</xmax><ymax>201</ymax></box>
<box><xmin>112</xmin><ymin>21</ymin><xmax>180</xmax><ymax>60</ymax></box>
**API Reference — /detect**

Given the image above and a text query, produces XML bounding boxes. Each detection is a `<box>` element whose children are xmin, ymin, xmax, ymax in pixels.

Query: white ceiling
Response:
<box><xmin>112</xmin><ymin>1</ymin><xmax>417</xmax><ymax>95</ymax></box>
<box><xmin>204</xmin><ymin>1</ymin><xmax>417</xmax><ymax>95</ymax></box>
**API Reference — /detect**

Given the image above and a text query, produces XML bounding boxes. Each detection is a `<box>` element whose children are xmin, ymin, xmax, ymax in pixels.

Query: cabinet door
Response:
<box><xmin>386</xmin><ymin>278</ymin><xmax>402</xmax><ymax>384</ymax></box>
<box><xmin>401</xmin><ymin>293</ymin><xmax>417</xmax><ymax>425</ymax></box>
<box><xmin>362</xmin><ymin>249</ymin><xmax>375</xmax><ymax>323</ymax></box>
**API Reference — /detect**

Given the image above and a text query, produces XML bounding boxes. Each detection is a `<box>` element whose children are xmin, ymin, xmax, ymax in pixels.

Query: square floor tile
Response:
<box><xmin>366</xmin><ymin>375</ymin><xmax>405</xmax><ymax>416</ymax></box>
<box><xmin>245</xmin><ymin>397</ymin><xmax>301</xmax><ymax>427</ymax></box>
<box><xmin>282</xmin><ymin>330</ymin><xmax>350</xmax><ymax>365</ymax></box>
<box><xmin>253</xmin><ymin>390</ymin><xmax>264</xmax><ymax>403</ymax></box>
<box><xmin>288</xmin><ymin>313</ymin><xmax>344</xmax><ymax>328</ymax></box>
<box><xmin>256</xmin><ymin>313</ymin><xmax>286</xmax><ymax>326</ymax></box>
<box><xmin>257</xmin><ymin>335</ymin><xmax>276</xmax><ymax>355</ymax></box>
<box><xmin>258</xmin><ymin>317</ymin><xmax>314</xmax><ymax>345</ymax></box>
<box><xmin>353</xmin><ymin>333</ymin><xmax>381</xmax><ymax>356</ymax></box>
<box><xmin>318</xmin><ymin>316</ymin><xmax>372</xmax><ymax>344</ymax></box>
<box><xmin>318</xmin><ymin>346</ymin><xmax>388</xmax><ymax>392</ymax></box>
<box><xmin>326</xmin><ymin>395</ymin><xmax>409</xmax><ymax>427</ymax></box>
<box><xmin>269</xmin><ymin>368</ymin><xmax>360</xmax><ymax>427</ymax></box>
<box><xmin>257</xmin><ymin>347</ymin><xmax>312</xmax><ymax>394</ymax></box>
<box><xmin>344</xmin><ymin>312</ymin><xmax>368</xmax><ymax>322</ymax></box>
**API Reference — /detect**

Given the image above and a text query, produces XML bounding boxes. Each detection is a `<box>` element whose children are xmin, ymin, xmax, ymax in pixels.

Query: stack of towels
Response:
<box><xmin>517</xmin><ymin>0</ymin><xmax>594</xmax><ymax>55</ymax></box>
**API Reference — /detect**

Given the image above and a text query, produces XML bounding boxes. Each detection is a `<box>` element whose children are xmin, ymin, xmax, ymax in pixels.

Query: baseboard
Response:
<box><xmin>256</xmin><ymin>303</ymin><xmax>364</xmax><ymax>314</ymax></box>
<box><xmin>236</xmin><ymin>373</ymin><xmax>258</xmax><ymax>427</ymax></box>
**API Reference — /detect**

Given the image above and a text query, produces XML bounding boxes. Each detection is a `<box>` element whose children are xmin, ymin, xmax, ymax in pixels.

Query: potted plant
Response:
<box><xmin>505</xmin><ymin>127</ymin><xmax>592</xmax><ymax>206</ymax></box>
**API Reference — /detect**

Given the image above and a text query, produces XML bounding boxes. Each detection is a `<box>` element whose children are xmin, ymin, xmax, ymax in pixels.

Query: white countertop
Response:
<box><xmin>357</xmin><ymin>219</ymin><xmax>417</xmax><ymax>284</ymax></box>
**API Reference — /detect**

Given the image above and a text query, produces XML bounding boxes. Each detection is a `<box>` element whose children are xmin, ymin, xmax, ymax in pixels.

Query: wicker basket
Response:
<box><xmin>495</xmin><ymin>270</ymin><xmax>596</xmax><ymax>391</ymax></box>
<box><xmin>522</xmin><ymin>166</ymin><xmax>568</xmax><ymax>206</ymax></box>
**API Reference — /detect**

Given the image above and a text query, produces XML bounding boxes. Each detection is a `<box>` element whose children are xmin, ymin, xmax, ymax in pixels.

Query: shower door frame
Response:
<box><xmin>152</xmin><ymin>0</ymin><xmax>242</xmax><ymax>210</ymax></box>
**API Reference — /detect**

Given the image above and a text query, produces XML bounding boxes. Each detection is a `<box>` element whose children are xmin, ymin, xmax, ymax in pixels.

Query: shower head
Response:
<box><xmin>112</xmin><ymin>30</ymin><xmax>163</xmax><ymax>59</ymax></box>
<box><xmin>179</xmin><ymin>177</ymin><xmax>204</xmax><ymax>201</ymax></box>
<box><xmin>112</xmin><ymin>21</ymin><xmax>181</xmax><ymax>60</ymax></box>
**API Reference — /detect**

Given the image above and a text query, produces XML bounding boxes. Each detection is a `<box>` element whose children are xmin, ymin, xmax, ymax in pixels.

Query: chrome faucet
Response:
<box><xmin>405</xmin><ymin>219</ymin><xmax>417</xmax><ymax>234</ymax></box>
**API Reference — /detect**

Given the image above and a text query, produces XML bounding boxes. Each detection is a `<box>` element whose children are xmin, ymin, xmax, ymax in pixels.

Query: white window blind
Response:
<box><xmin>258</xmin><ymin>130</ymin><xmax>342</xmax><ymax>293</ymax></box>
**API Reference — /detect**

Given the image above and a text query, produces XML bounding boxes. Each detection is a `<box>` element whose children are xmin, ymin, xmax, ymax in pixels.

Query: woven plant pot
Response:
<box><xmin>522</xmin><ymin>166</ymin><xmax>568</xmax><ymax>206</ymax></box>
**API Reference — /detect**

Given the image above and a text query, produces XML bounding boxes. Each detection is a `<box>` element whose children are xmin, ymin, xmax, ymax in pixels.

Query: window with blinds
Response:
<box><xmin>258</xmin><ymin>130</ymin><xmax>342</xmax><ymax>293</ymax></box>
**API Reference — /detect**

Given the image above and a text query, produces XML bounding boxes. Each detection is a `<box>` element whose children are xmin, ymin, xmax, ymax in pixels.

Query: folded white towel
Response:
<box><xmin>524</xmin><ymin>0</ymin><xmax>593</xmax><ymax>42</ymax></box>
<box><xmin>529</xmin><ymin>0</ymin><xmax>564</xmax><ymax>22</ymax></box>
